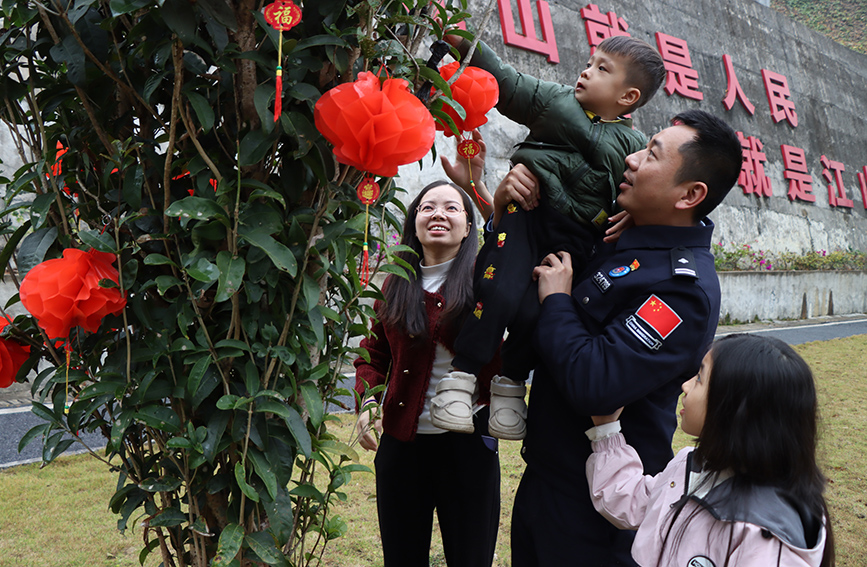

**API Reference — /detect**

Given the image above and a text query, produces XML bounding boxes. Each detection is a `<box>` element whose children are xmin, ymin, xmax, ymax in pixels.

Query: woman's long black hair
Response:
<box><xmin>659</xmin><ymin>334</ymin><xmax>834</xmax><ymax>566</ymax></box>
<box><xmin>377</xmin><ymin>180</ymin><xmax>476</xmax><ymax>338</ymax></box>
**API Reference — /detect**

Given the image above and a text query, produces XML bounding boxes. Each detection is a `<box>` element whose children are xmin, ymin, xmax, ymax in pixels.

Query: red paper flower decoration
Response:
<box><xmin>20</xmin><ymin>248</ymin><xmax>127</xmax><ymax>340</ymax></box>
<box><xmin>0</xmin><ymin>318</ymin><xmax>29</xmax><ymax>389</ymax></box>
<box><xmin>314</xmin><ymin>71</ymin><xmax>436</xmax><ymax>177</ymax></box>
<box><xmin>434</xmin><ymin>63</ymin><xmax>499</xmax><ymax>137</ymax></box>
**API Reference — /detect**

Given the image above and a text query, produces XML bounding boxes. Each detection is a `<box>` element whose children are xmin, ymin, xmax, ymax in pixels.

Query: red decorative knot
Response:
<box><xmin>357</xmin><ymin>176</ymin><xmax>381</xmax><ymax>205</ymax></box>
<box><xmin>263</xmin><ymin>0</ymin><xmax>302</xmax><ymax>31</ymax></box>
<box><xmin>457</xmin><ymin>139</ymin><xmax>481</xmax><ymax>160</ymax></box>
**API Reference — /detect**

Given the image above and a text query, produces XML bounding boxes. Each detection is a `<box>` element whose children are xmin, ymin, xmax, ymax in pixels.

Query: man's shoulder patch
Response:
<box><xmin>671</xmin><ymin>247</ymin><xmax>697</xmax><ymax>278</ymax></box>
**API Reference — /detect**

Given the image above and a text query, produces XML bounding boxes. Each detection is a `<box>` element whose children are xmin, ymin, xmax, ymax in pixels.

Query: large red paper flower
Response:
<box><xmin>20</xmin><ymin>248</ymin><xmax>127</xmax><ymax>339</ymax></box>
<box><xmin>314</xmin><ymin>71</ymin><xmax>436</xmax><ymax>177</ymax></box>
<box><xmin>0</xmin><ymin>318</ymin><xmax>29</xmax><ymax>388</ymax></box>
<box><xmin>434</xmin><ymin>63</ymin><xmax>499</xmax><ymax>137</ymax></box>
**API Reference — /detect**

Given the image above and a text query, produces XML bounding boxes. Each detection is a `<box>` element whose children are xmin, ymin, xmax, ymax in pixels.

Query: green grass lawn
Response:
<box><xmin>2</xmin><ymin>335</ymin><xmax>865</xmax><ymax>567</ymax></box>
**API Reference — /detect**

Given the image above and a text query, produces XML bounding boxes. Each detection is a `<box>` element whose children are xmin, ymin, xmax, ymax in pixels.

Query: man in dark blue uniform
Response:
<box><xmin>510</xmin><ymin>110</ymin><xmax>743</xmax><ymax>566</ymax></box>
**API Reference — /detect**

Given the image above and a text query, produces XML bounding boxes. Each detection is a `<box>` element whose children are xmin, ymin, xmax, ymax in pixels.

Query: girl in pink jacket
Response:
<box><xmin>586</xmin><ymin>334</ymin><xmax>834</xmax><ymax>567</ymax></box>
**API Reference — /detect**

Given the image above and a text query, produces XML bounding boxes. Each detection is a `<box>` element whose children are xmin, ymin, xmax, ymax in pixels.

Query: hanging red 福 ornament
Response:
<box><xmin>0</xmin><ymin>318</ymin><xmax>29</xmax><ymax>389</ymax></box>
<box><xmin>314</xmin><ymin>71</ymin><xmax>436</xmax><ymax>177</ymax></box>
<box><xmin>434</xmin><ymin>63</ymin><xmax>498</xmax><ymax>207</ymax></box>
<box><xmin>263</xmin><ymin>0</ymin><xmax>303</xmax><ymax>122</ymax></box>
<box><xmin>434</xmin><ymin>62</ymin><xmax>499</xmax><ymax>137</ymax></box>
<box><xmin>356</xmin><ymin>177</ymin><xmax>381</xmax><ymax>287</ymax></box>
<box><xmin>20</xmin><ymin>248</ymin><xmax>127</xmax><ymax>340</ymax></box>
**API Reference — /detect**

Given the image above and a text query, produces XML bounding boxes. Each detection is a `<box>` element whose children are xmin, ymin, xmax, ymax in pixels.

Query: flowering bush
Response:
<box><xmin>713</xmin><ymin>242</ymin><xmax>867</xmax><ymax>272</ymax></box>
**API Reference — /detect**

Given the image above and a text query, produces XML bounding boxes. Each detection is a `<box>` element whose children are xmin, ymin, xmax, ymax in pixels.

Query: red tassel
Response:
<box><xmin>361</xmin><ymin>243</ymin><xmax>370</xmax><ymax>287</ymax></box>
<box><xmin>274</xmin><ymin>67</ymin><xmax>283</xmax><ymax>122</ymax></box>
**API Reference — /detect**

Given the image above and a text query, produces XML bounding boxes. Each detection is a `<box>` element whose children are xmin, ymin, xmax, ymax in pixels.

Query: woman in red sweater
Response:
<box><xmin>354</xmin><ymin>179</ymin><xmax>501</xmax><ymax>567</ymax></box>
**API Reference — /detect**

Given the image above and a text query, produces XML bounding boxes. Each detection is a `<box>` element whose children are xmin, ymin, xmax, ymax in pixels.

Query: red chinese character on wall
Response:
<box><xmin>737</xmin><ymin>132</ymin><xmax>771</xmax><ymax>197</ymax></box>
<box><xmin>762</xmin><ymin>69</ymin><xmax>798</xmax><ymax>127</ymax></box>
<box><xmin>857</xmin><ymin>166</ymin><xmax>867</xmax><ymax>210</ymax></box>
<box><xmin>497</xmin><ymin>0</ymin><xmax>559</xmax><ymax>63</ymax></box>
<box><xmin>722</xmin><ymin>54</ymin><xmax>755</xmax><ymax>115</ymax></box>
<box><xmin>655</xmin><ymin>32</ymin><xmax>703</xmax><ymax>101</ymax></box>
<box><xmin>781</xmin><ymin>145</ymin><xmax>814</xmax><ymax>203</ymax></box>
<box><xmin>820</xmin><ymin>155</ymin><xmax>854</xmax><ymax>208</ymax></box>
<box><xmin>580</xmin><ymin>4</ymin><xmax>629</xmax><ymax>53</ymax></box>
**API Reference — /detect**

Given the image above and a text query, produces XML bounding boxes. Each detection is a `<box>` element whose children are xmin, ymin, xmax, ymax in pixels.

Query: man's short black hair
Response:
<box><xmin>671</xmin><ymin>110</ymin><xmax>742</xmax><ymax>220</ymax></box>
<box><xmin>597</xmin><ymin>35</ymin><xmax>665</xmax><ymax>112</ymax></box>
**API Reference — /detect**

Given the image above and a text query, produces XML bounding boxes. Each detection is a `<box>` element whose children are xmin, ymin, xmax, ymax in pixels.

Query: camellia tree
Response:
<box><xmin>0</xmin><ymin>0</ymin><xmax>491</xmax><ymax>565</ymax></box>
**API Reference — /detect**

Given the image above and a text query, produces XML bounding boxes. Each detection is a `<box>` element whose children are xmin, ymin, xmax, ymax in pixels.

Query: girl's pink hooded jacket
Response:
<box><xmin>587</xmin><ymin>431</ymin><xmax>827</xmax><ymax>567</ymax></box>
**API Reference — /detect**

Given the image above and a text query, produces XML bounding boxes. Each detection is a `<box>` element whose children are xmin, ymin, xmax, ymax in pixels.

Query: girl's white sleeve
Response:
<box><xmin>586</xmin><ymin>431</ymin><xmax>663</xmax><ymax>530</ymax></box>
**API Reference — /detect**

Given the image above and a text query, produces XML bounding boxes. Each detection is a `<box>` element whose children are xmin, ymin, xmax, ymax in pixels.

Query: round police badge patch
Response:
<box><xmin>687</xmin><ymin>556</ymin><xmax>715</xmax><ymax>567</ymax></box>
<box><xmin>609</xmin><ymin>265</ymin><xmax>630</xmax><ymax>278</ymax></box>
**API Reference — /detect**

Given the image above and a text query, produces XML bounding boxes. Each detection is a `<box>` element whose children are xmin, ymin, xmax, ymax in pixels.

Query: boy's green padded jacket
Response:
<box><xmin>469</xmin><ymin>43</ymin><xmax>647</xmax><ymax>228</ymax></box>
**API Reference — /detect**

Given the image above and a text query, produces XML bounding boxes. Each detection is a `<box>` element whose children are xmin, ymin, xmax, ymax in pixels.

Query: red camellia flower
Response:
<box><xmin>19</xmin><ymin>248</ymin><xmax>127</xmax><ymax>340</ymax></box>
<box><xmin>0</xmin><ymin>318</ymin><xmax>29</xmax><ymax>389</ymax></box>
<box><xmin>314</xmin><ymin>71</ymin><xmax>436</xmax><ymax>177</ymax></box>
<box><xmin>434</xmin><ymin>62</ymin><xmax>499</xmax><ymax>137</ymax></box>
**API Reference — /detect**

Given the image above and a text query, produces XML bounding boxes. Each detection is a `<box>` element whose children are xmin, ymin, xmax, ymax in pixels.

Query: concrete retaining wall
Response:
<box><xmin>718</xmin><ymin>270</ymin><xmax>867</xmax><ymax>322</ymax></box>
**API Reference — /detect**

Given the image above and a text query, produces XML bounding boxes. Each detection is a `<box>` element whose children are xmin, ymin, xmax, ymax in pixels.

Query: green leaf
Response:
<box><xmin>165</xmin><ymin>196</ymin><xmax>228</xmax><ymax>227</ymax></box>
<box><xmin>143</xmin><ymin>253</ymin><xmax>178</xmax><ymax>267</ymax></box>
<box><xmin>0</xmin><ymin>221</ymin><xmax>31</xmax><ymax>283</ymax></box>
<box><xmin>418</xmin><ymin>65</ymin><xmax>453</xmax><ymax>100</ymax></box>
<box><xmin>215</xmin><ymin>251</ymin><xmax>245</xmax><ymax>302</ymax></box>
<box><xmin>186</xmin><ymin>355</ymin><xmax>211</xmax><ymax>398</ymax></box>
<box><xmin>109</xmin><ymin>0</ymin><xmax>150</xmax><ymax>16</ymax></box>
<box><xmin>238</xmin><ymin>227</ymin><xmax>298</xmax><ymax>276</ymax></box>
<box><xmin>31</xmin><ymin>401</ymin><xmax>58</xmax><ymax>423</ymax></box>
<box><xmin>185</xmin><ymin>91</ymin><xmax>215</xmax><ymax>133</ymax></box>
<box><xmin>248</xmin><ymin>449</ymin><xmax>278</xmax><ymax>501</ymax></box>
<box><xmin>245</xmin><ymin>531</ymin><xmax>284</xmax><ymax>565</ymax></box>
<box><xmin>216</xmin><ymin>394</ymin><xmax>240</xmax><ymax>410</ymax></box>
<box><xmin>281</xmin><ymin>405</ymin><xmax>311</xmax><ymax>458</ymax></box>
<box><xmin>29</xmin><ymin>193</ymin><xmax>55</xmax><ymax>230</ymax></box>
<box><xmin>148</xmin><ymin>506</ymin><xmax>186</xmax><ymax>527</ymax></box>
<box><xmin>239</xmin><ymin>128</ymin><xmax>276</xmax><ymax>167</ymax></box>
<box><xmin>17</xmin><ymin>227</ymin><xmax>57</xmax><ymax>278</ymax></box>
<box><xmin>135</xmin><ymin>405</ymin><xmax>182</xmax><ymax>434</ymax></box>
<box><xmin>299</xmin><ymin>382</ymin><xmax>324</xmax><ymax>428</ymax></box>
<box><xmin>212</xmin><ymin>523</ymin><xmax>244</xmax><ymax>567</ymax></box>
<box><xmin>43</xmin><ymin>431</ymin><xmax>74</xmax><ymax>463</ymax></box>
<box><xmin>140</xmin><ymin>476</ymin><xmax>183</xmax><ymax>492</ymax></box>
<box><xmin>288</xmin><ymin>484</ymin><xmax>324</xmax><ymax>505</ymax></box>
<box><xmin>234</xmin><ymin>461</ymin><xmax>259</xmax><ymax>502</ymax></box>
<box><xmin>18</xmin><ymin>422</ymin><xmax>49</xmax><ymax>453</ymax></box>
<box><xmin>155</xmin><ymin>275</ymin><xmax>184</xmax><ymax>295</ymax></box>
<box><xmin>186</xmin><ymin>257</ymin><xmax>220</xmax><ymax>282</ymax></box>
<box><xmin>79</xmin><ymin>228</ymin><xmax>117</xmax><ymax>253</ymax></box>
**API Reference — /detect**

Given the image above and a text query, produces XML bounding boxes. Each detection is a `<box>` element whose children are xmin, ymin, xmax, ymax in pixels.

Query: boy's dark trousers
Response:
<box><xmin>452</xmin><ymin>197</ymin><xmax>599</xmax><ymax>380</ymax></box>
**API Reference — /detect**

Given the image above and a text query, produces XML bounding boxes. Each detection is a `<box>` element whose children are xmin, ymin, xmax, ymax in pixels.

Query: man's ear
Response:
<box><xmin>618</xmin><ymin>87</ymin><xmax>641</xmax><ymax>108</ymax></box>
<box><xmin>674</xmin><ymin>181</ymin><xmax>708</xmax><ymax>211</ymax></box>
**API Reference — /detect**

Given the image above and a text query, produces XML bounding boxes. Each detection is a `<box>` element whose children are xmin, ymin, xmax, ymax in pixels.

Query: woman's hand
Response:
<box><xmin>356</xmin><ymin>401</ymin><xmax>383</xmax><ymax>452</ymax></box>
<box><xmin>591</xmin><ymin>407</ymin><xmax>624</xmax><ymax>426</ymax></box>
<box><xmin>603</xmin><ymin>211</ymin><xmax>634</xmax><ymax>243</ymax></box>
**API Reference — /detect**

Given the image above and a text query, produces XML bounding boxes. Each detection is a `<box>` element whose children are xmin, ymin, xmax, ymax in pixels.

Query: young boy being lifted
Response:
<box><xmin>432</xmin><ymin>35</ymin><xmax>666</xmax><ymax>439</ymax></box>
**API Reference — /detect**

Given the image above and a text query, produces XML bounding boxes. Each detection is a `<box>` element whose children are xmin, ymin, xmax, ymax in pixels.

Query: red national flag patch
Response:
<box><xmin>635</xmin><ymin>295</ymin><xmax>682</xmax><ymax>339</ymax></box>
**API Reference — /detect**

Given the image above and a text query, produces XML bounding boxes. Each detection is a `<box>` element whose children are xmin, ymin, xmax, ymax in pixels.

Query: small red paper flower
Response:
<box><xmin>0</xmin><ymin>318</ymin><xmax>29</xmax><ymax>389</ymax></box>
<box><xmin>20</xmin><ymin>248</ymin><xmax>127</xmax><ymax>340</ymax></box>
<box><xmin>314</xmin><ymin>71</ymin><xmax>436</xmax><ymax>177</ymax></box>
<box><xmin>434</xmin><ymin>63</ymin><xmax>499</xmax><ymax>137</ymax></box>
